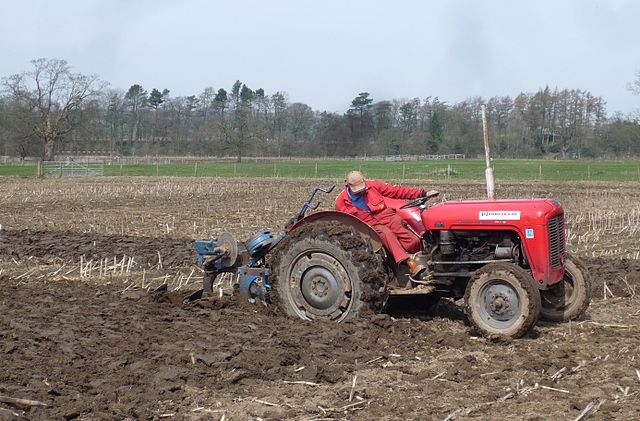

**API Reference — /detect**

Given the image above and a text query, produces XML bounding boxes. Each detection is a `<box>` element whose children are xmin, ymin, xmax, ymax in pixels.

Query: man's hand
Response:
<box><xmin>424</xmin><ymin>189</ymin><xmax>439</xmax><ymax>199</ymax></box>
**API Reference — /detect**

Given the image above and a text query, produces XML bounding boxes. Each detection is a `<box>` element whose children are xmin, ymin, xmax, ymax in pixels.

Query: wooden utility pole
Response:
<box><xmin>481</xmin><ymin>105</ymin><xmax>495</xmax><ymax>200</ymax></box>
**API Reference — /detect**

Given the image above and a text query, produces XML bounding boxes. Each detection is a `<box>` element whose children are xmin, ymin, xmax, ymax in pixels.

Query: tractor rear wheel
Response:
<box><xmin>464</xmin><ymin>262</ymin><xmax>541</xmax><ymax>339</ymax></box>
<box><xmin>540</xmin><ymin>254</ymin><xmax>591</xmax><ymax>322</ymax></box>
<box><xmin>271</xmin><ymin>221</ymin><xmax>388</xmax><ymax>321</ymax></box>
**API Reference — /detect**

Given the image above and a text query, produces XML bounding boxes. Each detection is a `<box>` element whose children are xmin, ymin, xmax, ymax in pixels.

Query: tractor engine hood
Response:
<box><xmin>424</xmin><ymin>199</ymin><xmax>566</xmax><ymax>287</ymax></box>
<box><xmin>423</xmin><ymin>199</ymin><xmax>563</xmax><ymax>230</ymax></box>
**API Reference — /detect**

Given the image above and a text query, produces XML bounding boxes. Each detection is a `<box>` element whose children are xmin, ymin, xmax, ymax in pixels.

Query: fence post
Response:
<box><xmin>194</xmin><ymin>162</ymin><xmax>198</xmax><ymax>177</ymax></box>
<box><xmin>539</xmin><ymin>164</ymin><xmax>542</xmax><ymax>179</ymax></box>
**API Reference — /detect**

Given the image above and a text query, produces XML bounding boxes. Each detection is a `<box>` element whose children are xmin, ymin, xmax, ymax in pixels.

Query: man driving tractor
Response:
<box><xmin>335</xmin><ymin>170</ymin><xmax>428</xmax><ymax>278</ymax></box>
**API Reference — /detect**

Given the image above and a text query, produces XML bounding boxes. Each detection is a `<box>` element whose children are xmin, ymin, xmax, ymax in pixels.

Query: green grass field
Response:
<box><xmin>0</xmin><ymin>164</ymin><xmax>39</xmax><ymax>176</ymax></box>
<box><xmin>2</xmin><ymin>159</ymin><xmax>640</xmax><ymax>181</ymax></box>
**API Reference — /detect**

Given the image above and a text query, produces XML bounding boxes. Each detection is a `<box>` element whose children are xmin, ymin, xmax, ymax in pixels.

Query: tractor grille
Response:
<box><xmin>547</xmin><ymin>214</ymin><xmax>565</xmax><ymax>269</ymax></box>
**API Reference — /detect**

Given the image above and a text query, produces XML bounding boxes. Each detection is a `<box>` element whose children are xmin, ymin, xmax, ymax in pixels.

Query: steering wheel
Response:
<box><xmin>399</xmin><ymin>190</ymin><xmax>440</xmax><ymax>209</ymax></box>
<box><xmin>400</xmin><ymin>196</ymin><xmax>428</xmax><ymax>209</ymax></box>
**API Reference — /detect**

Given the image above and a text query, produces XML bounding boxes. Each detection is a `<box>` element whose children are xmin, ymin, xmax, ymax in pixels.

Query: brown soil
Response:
<box><xmin>0</xmin><ymin>229</ymin><xmax>194</xmax><ymax>268</ymax></box>
<box><xmin>1</xmin><ymin>177</ymin><xmax>640</xmax><ymax>420</ymax></box>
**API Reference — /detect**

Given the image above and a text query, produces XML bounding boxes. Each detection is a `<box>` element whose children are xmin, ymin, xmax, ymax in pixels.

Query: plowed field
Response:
<box><xmin>1</xmin><ymin>177</ymin><xmax>639</xmax><ymax>420</ymax></box>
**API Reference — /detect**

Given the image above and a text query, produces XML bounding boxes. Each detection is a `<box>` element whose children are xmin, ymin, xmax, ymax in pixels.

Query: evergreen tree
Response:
<box><xmin>213</xmin><ymin>89</ymin><xmax>228</xmax><ymax>116</ymax></box>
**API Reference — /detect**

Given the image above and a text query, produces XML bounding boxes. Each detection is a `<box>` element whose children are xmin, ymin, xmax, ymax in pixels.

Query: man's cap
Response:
<box><xmin>346</xmin><ymin>171</ymin><xmax>366</xmax><ymax>193</ymax></box>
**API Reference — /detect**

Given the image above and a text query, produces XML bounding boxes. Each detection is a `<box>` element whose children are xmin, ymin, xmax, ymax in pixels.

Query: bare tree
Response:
<box><xmin>287</xmin><ymin>103</ymin><xmax>314</xmax><ymax>144</ymax></box>
<box><xmin>103</xmin><ymin>89</ymin><xmax>127</xmax><ymax>155</ymax></box>
<box><xmin>218</xmin><ymin>105</ymin><xmax>258</xmax><ymax>162</ymax></box>
<box><xmin>1</xmin><ymin>58</ymin><xmax>106</xmax><ymax>160</ymax></box>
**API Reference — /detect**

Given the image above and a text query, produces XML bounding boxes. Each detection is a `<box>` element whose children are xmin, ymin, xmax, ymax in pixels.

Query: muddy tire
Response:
<box><xmin>270</xmin><ymin>221</ymin><xmax>388</xmax><ymax>321</ymax></box>
<box><xmin>464</xmin><ymin>262</ymin><xmax>541</xmax><ymax>339</ymax></box>
<box><xmin>540</xmin><ymin>254</ymin><xmax>591</xmax><ymax>322</ymax></box>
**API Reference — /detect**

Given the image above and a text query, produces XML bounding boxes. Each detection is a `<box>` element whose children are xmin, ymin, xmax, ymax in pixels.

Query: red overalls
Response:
<box><xmin>335</xmin><ymin>180</ymin><xmax>425</xmax><ymax>264</ymax></box>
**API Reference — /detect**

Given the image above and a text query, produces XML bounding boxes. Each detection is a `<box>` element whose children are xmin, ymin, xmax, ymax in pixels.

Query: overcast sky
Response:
<box><xmin>1</xmin><ymin>0</ymin><xmax>639</xmax><ymax>115</ymax></box>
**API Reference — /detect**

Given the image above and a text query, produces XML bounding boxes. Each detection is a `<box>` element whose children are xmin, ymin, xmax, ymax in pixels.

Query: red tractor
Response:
<box><xmin>196</xmin><ymin>186</ymin><xmax>591</xmax><ymax>339</ymax></box>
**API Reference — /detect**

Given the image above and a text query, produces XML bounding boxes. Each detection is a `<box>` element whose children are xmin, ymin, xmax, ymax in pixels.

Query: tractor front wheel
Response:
<box><xmin>271</xmin><ymin>221</ymin><xmax>387</xmax><ymax>322</ymax></box>
<box><xmin>464</xmin><ymin>262</ymin><xmax>541</xmax><ymax>339</ymax></box>
<box><xmin>540</xmin><ymin>254</ymin><xmax>592</xmax><ymax>322</ymax></box>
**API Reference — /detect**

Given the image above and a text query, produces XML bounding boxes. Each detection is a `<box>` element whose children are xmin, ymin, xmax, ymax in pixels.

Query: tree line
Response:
<box><xmin>1</xmin><ymin>58</ymin><xmax>639</xmax><ymax>161</ymax></box>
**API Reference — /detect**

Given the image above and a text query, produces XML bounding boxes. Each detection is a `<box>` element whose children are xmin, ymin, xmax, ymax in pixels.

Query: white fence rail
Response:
<box><xmin>42</xmin><ymin>161</ymin><xmax>104</xmax><ymax>177</ymax></box>
<box><xmin>365</xmin><ymin>154</ymin><xmax>466</xmax><ymax>161</ymax></box>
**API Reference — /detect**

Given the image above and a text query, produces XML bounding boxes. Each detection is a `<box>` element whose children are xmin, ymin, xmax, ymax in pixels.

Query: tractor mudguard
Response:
<box><xmin>288</xmin><ymin>211</ymin><xmax>384</xmax><ymax>253</ymax></box>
